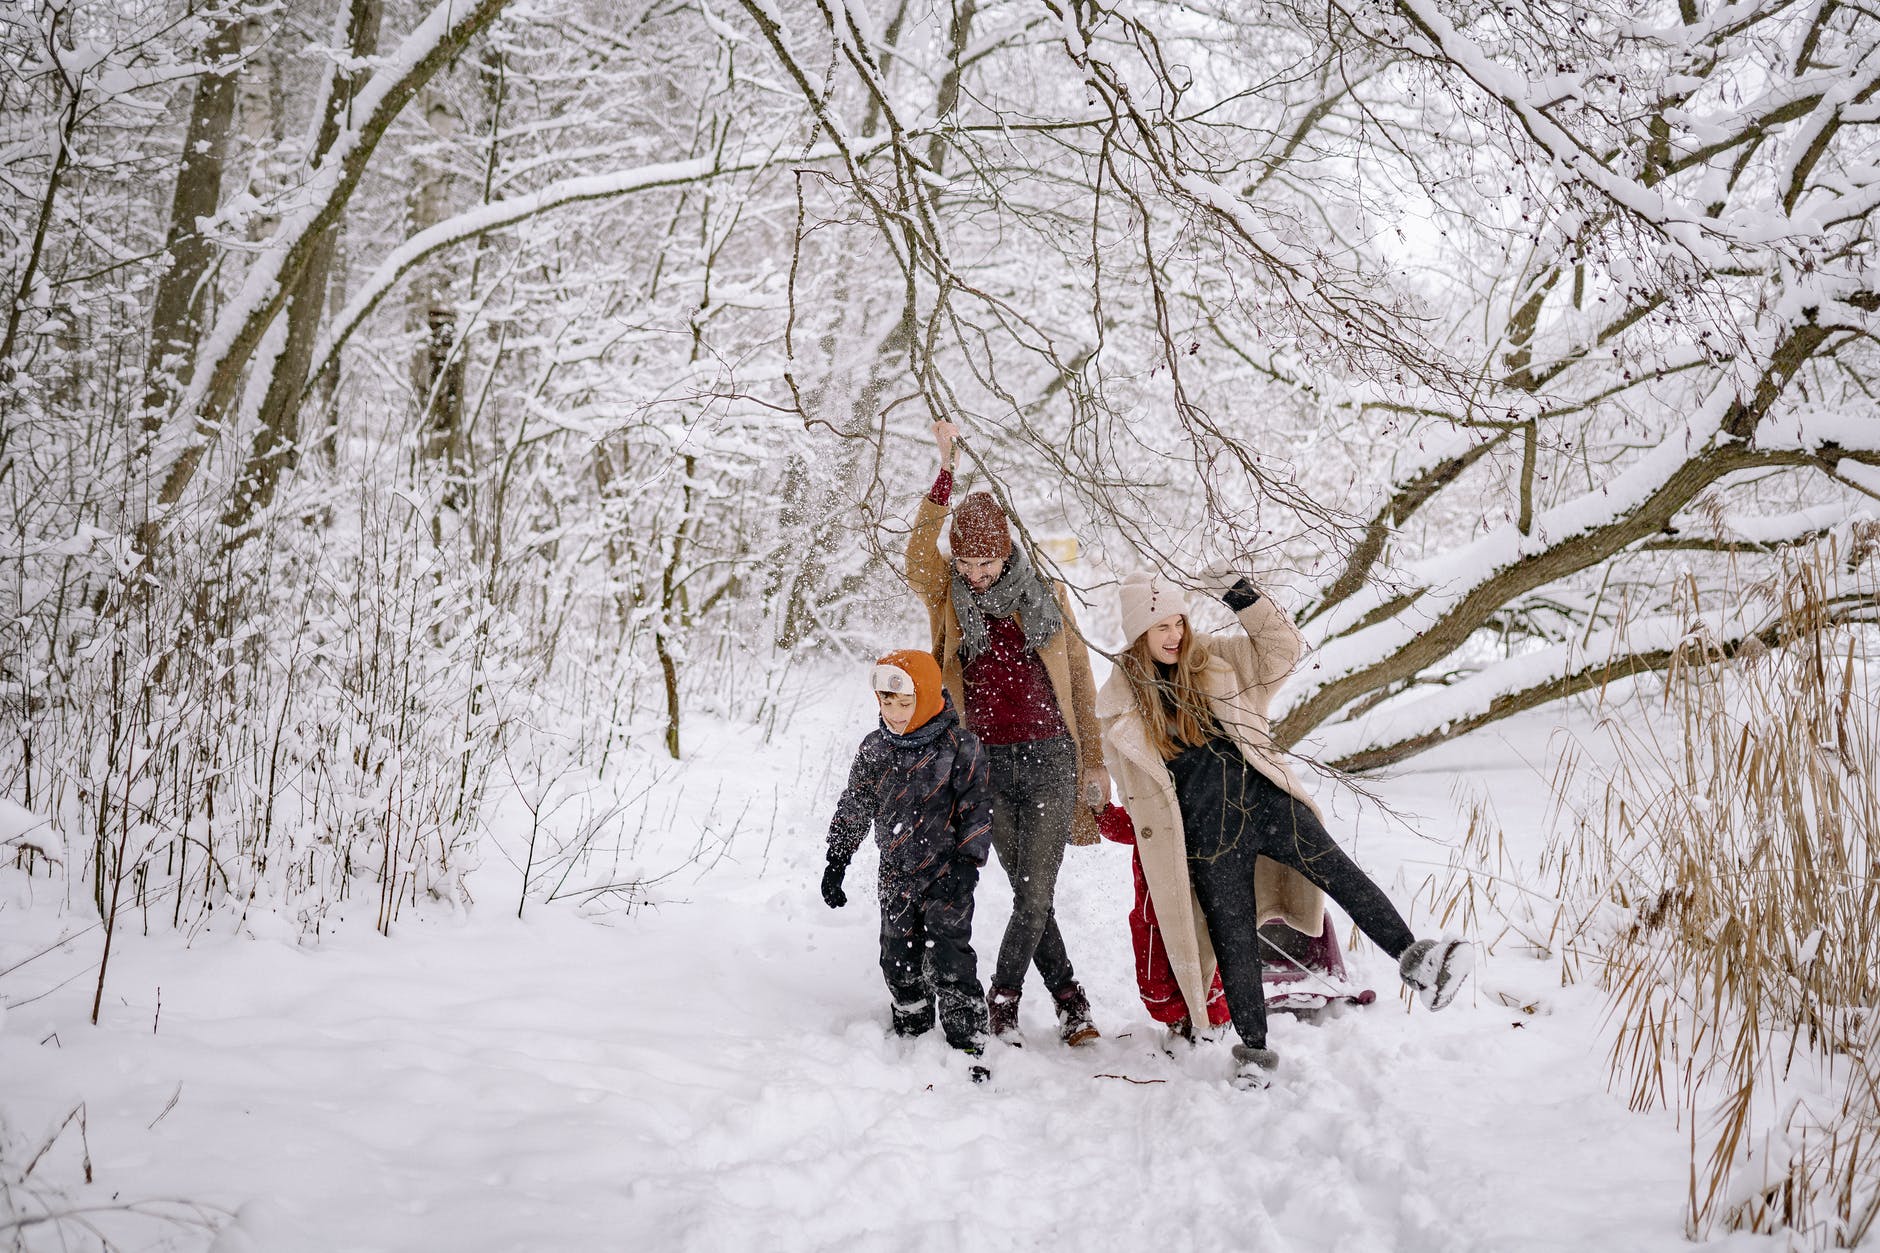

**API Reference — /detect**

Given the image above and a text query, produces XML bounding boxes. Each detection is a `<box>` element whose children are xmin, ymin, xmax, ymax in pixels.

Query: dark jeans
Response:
<box><xmin>1180</xmin><ymin>749</ymin><xmax>1414</xmax><ymax>1050</ymax></box>
<box><xmin>880</xmin><ymin>863</ymin><xmax>987</xmax><ymax>1050</ymax></box>
<box><xmin>986</xmin><ymin>736</ymin><xmax>1079</xmax><ymax>994</ymax></box>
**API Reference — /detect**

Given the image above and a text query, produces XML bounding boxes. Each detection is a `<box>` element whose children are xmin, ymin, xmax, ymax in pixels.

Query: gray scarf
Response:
<box><xmin>953</xmin><ymin>546</ymin><xmax>1063</xmax><ymax>664</ymax></box>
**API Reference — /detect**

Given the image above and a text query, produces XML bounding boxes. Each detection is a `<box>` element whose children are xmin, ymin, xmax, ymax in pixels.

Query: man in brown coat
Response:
<box><xmin>904</xmin><ymin>420</ymin><xmax>1109</xmax><ymax>1045</ymax></box>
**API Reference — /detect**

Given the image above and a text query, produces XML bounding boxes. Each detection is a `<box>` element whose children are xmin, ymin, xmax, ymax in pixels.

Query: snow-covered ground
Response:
<box><xmin>1</xmin><ymin>669</ymin><xmax>1780</xmax><ymax>1252</ymax></box>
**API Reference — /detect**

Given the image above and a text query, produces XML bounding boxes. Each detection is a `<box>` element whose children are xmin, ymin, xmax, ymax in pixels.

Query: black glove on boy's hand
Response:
<box><xmin>821</xmin><ymin>859</ymin><xmax>849</xmax><ymax>909</ymax></box>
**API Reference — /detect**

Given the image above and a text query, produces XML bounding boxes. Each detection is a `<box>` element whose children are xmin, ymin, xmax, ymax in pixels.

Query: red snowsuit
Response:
<box><xmin>1100</xmin><ymin>804</ymin><xmax>1231</xmax><ymax>1026</ymax></box>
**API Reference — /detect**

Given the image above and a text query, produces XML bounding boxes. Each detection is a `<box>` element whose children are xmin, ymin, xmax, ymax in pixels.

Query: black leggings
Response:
<box><xmin>1179</xmin><ymin>749</ymin><xmax>1413</xmax><ymax>1050</ymax></box>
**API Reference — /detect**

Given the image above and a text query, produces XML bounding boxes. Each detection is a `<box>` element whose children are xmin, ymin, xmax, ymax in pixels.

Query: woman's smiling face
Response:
<box><xmin>1144</xmin><ymin>615</ymin><xmax>1184</xmax><ymax>663</ymax></box>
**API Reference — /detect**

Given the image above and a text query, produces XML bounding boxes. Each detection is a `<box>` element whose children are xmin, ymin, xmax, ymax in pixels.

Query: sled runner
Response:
<box><xmin>1258</xmin><ymin>921</ymin><xmax>1376</xmax><ymax>1015</ymax></box>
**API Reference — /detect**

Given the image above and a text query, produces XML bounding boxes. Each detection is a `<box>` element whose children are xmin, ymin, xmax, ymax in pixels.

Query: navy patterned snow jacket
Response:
<box><xmin>827</xmin><ymin>696</ymin><xmax>993</xmax><ymax>903</ymax></box>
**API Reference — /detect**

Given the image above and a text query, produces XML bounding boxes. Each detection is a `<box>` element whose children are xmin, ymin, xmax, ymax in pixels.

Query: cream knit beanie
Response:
<box><xmin>1118</xmin><ymin>570</ymin><xmax>1190</xmax><ymax>645</ymax></box>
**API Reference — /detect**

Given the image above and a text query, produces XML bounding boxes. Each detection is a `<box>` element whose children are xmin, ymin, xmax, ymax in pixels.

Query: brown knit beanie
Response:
<box><xmin>948</xmin><ymin>492</ymin><xmax>1013</xmax><ymax>560</ymax></box>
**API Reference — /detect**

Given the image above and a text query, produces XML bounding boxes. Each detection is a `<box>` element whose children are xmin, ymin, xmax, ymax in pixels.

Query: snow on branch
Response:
<box><xmin>304</xmin><ymin>140</ymin><xmax>855</xmax><ymax>395</ymax></box>
<box><xmin>1303</xmin><ymin>384</ymin><xmax>1740</xmax><ymax>649</ymax></box>
<box><xmin>1302</xmin><ymin>424</ymin><xmax>1512</xmax><ymax>626</ymax></box>
<box><xmin>1309</xmin><ymin>581</ymin><xmax>1880</xmax><ymax>773</ymax></box>
<box><xmin>1753</xmin><ymin>405</ymin><xmax>1880</xmax><ymax>455</ymax></box>
<box><xmin>1656</xmin><ymin>501</ymin><xmax>1864</xmax><ymax>550</ymax></box>
<box><xmin>147</xmin><ymin>0</ymin><xmax>512</xmax><ymax>526</ymax></box>
<box><xmin>1272</xmin><ymin>371</ymin><xmax>1880</xmax><ymax>746</ymax></box>
<box><xmin>1372</xmin><ymin>0</ymin><xmax>1739</xmax><ymax>266</ymax></box>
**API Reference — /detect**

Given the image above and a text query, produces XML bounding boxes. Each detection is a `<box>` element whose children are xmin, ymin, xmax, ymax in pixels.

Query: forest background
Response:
<box><xmin>3</xmin><ymin>0</ymin><xmax>1879</xmax><ymax>1244</ymax></box>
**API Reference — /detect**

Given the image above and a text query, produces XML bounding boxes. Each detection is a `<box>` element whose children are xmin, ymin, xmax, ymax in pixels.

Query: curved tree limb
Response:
<box><xmin>1314</xmin><ymin>592</ymin><xmax>1880</xmax><ymax>772</ymax></box>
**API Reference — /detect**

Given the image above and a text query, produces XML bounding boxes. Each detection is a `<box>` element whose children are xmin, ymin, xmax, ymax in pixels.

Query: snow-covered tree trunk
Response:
<box><xmin>410</xmin><ymin>167</ymin><xmax>469</xmax><ymax>487</ymax></box>
<box><xmin>145</xmin><ymin>0</ymin><xmax>510</xmax><ymax>549</ymax></box>
<box><xmin>139</xmin><ymin>6</ymin><xmax>244</xmax><ymax>434</ymax></box>
<box><xmin>223</xmin><ymin>0</ymin><xmax>385</xmax><ymax>537</ymax></box>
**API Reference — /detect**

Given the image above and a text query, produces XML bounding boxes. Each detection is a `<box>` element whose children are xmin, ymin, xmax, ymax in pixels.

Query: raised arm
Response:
<box><xmin>905</xmin><ymin>422</ymin><xmax>959</xmax><ymax>607</ymax></box>
<box><xmin>1204</xmin><ymin>567</ymin><xmax>1304</xmax><ymax>691</ymax></box>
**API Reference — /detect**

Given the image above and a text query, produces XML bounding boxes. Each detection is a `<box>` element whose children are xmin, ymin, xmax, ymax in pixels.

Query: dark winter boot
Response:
<box><xmin>1052</xmin><ymin>981</ymin><xmax>1100</xmax><ymax>1047</ymax></box>
<box><xmin>1399</xmin><ymin>938</ymin><xmax>1474</xmax><ymax>1011</ymax></box>
<box><xmin>1231</xmin><ymin>1044</ymin><xmax>1279</xmax><ymax>1091</ymax></box>
<box><xmin>891</xmin><ymin>995</ymin><xmax>936</xmax><ymax>1038</ymax></box>
<box><xmin>986</xmin><ymin>985</ymin><xmax>1022</xmax><ymax>1042</ymax></box>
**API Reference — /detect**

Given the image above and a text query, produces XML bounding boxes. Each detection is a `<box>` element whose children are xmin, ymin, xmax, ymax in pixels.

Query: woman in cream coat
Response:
<box><xmin>1096</xmin><ymin>566</ymin><xmax>1471</xmax><ymax>1088</ymax></box>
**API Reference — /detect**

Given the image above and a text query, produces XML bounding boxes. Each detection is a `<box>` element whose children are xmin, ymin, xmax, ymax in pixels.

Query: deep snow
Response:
<box><xmin>1</xmin><ymin>670</ymin><xmax>1782</xmax><ymax>1253</ymax></box>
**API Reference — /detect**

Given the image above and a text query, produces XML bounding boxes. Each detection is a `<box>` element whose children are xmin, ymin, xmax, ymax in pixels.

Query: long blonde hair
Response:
<box><xmin>1118</xmin><ymin>620</ymin><xmax>1217</xmax><ymax>762</ymax></box>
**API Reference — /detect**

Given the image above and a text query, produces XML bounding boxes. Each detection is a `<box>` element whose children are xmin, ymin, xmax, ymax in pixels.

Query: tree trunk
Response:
<box><xmin>657</xmin><ymin>453</ymin><xmax>696</xmax><ymax>760</ymax></box>
<box><xmin>222</xmin><ymin>0</ymin><xmax>383</xmax><ymax>535</ymax></box>
<box><xmin>408</xmin><ymin>85</ymin><xmax>470</xmax><ymax>503</ymax></box>
<box><xmin>147</xmin><ymin>0</ymin><xmax>510</xmax><ymax>551</ymax></box>
<box><xmin>0</xmin><ymin>50</ymin><xmax>79</xmax><ymax>391</ymax></box>
<box><xmin>140</xmin><ymin>9</ymin><xmax>244</xmax><ymax>432</ymax></box>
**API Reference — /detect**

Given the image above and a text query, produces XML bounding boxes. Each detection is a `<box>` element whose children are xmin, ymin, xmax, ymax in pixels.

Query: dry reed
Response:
<box><xmin>1546</xmin><ymin>539</ymin><xmax>1880</xmax><ymax>1244</ymax></box>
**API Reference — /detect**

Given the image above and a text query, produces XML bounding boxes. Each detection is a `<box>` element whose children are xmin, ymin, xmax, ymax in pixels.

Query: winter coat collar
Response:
<box><xmin>1094</xmin><ymin>666</ymin><xmax>1136</xmax><ymax>720</ymax></box>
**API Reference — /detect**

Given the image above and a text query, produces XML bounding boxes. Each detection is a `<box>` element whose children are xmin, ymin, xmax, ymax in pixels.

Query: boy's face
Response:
<box><xmin>877</xmin><ymin>690</ymin><xmax>918</xmax><ymax>734</ymax></box>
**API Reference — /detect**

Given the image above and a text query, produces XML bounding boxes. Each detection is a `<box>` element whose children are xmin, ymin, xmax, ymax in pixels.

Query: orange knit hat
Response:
<box><xmin>872</xmin><ymin>648</ymin><xmax>946</xmax><ymax>734</ymax></box>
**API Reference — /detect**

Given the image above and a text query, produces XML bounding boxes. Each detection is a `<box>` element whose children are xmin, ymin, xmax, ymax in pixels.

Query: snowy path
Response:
<box><xmin>2</xmin><ymin>692</ymin><xmax>1778</xmax><ymax>1252</ymax></box>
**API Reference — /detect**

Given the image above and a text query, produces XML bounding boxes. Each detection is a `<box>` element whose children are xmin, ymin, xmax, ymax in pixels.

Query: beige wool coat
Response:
<box><xmin>905</xmin><ymin>494</ymin><xmax>1108</xmax><ymax>845</ymax></box>
<box><xmin>1095</xmin><ymin>588</ymin><xmax>1328</xmax><ymax>1027</ymax></box>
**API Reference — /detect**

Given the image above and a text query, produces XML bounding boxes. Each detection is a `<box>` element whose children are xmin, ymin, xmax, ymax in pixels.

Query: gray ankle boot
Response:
<box><xmin>1399</xmin><ymin>938</ymin><xmax>1474</xmax><ymax>1010</ymax></box>
<box><xmin>1231</xmin><ymin>1043</ymin><xmax>1279</xmax><ymax>1090</ymax></box>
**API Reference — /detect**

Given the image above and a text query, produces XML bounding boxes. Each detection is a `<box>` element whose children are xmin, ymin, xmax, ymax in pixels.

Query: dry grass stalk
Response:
<box><xmin>1546</xmin><ymin>538</ymin><xmax>1880</xmax><ymax>1244</ymax></box>
<box><xmin>1418</xmin><ymin>535</ymin><xmax>1880</xmax><ymax>1244</ymax></box>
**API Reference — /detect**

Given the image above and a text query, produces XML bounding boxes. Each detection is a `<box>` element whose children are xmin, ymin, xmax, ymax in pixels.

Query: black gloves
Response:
<box><xmin>1221</xmin><ymin>578</ymin><xmax>1261</xmax><ymax>612</ymax></box>
<box><xmin>821</xmin><ymin>859</ymin><xmax>849</xmax><ymax>909</ymax></box>
<box><xmin>1200</xmin><ymin>559</ymin><xmax>1261</xmax><ymax>610</ymax></box>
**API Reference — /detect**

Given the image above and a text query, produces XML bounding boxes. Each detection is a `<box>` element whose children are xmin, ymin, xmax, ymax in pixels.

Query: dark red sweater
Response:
<box><xmin>930</xmin><ymin>468</ymin><xmax>1068</xmax><ymax>746</ymax></box>
<box><xmin>962</xmin><ymin>617</ymin><xmax>1069</xmax><ymax>745</ymax></box>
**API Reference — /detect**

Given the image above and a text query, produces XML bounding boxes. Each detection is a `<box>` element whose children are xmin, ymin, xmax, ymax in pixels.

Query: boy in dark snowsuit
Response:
<box><xmin>823</xmin><ymin>649</ymin><xmax>994</xmax><ymax>1075</ymax></box>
